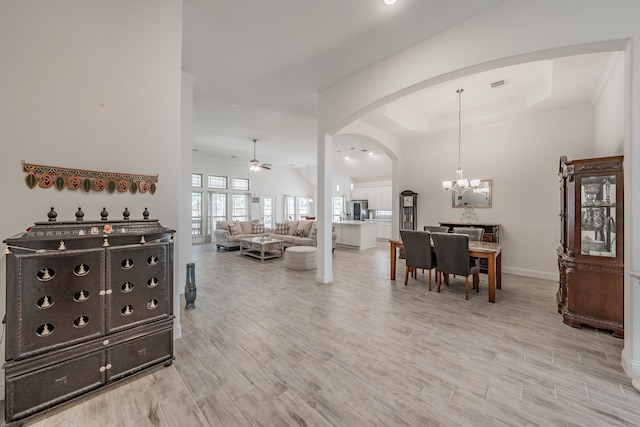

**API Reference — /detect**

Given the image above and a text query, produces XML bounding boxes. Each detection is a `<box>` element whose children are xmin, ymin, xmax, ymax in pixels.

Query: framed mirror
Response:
<box><xmin>452</xmin><ymin>179</ymin><xmax>492</xmax><ymax>208</ymax></box>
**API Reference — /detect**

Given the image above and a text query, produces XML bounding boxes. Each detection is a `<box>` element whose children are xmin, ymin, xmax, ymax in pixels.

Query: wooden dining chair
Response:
<box><xmin>399</xmin><ymin>230</ymin><xmax>437</xmax><ymax>290</ymax></box>
<box><xmin>431</xmin><ymin>232</ymin><xmax>480</xmax><ymax>300</ymax></box>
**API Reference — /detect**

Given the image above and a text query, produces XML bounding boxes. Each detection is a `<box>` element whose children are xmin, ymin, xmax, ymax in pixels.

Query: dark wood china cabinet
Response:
<box><xmin>557</xmin><ymin>155</ymin><xmax>624</xmax><ymax>337</ymax></box>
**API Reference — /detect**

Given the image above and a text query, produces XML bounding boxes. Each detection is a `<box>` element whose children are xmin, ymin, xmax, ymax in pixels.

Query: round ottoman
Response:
<box><xmin>285</xmin><ymin>246</ymin><xmax>317</xmax><ymax>270</ymax></box>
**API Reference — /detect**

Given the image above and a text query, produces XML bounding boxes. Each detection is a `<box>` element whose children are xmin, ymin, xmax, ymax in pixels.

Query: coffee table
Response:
<box><xmin>240</xmin><ymin>237</ymin><xmax>284</xmax><ymax>261</ymax></box>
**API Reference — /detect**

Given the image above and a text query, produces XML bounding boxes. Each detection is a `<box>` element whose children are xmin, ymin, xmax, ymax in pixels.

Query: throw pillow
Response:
<box><xmin>241</xmin><ymin>220</ymin><xmax>257</xmax><ymax>234</ymax></box>
<box><xmin>274</xmin><ymin>222</ymin><xmax>289</xmax><ymax>234</ymax></box>
<box><xmin>296</xmin><ymin>220</ymin><xmax>313</xmax><ymax>237</ymax></box>
<box><xmin>216</xmin><ymin>221</ymin><xmax>230</xmax><ymax>231</ymax></box>
<box><xmin>293</xmin><ymin>229</ymin><xmax>305</xmax><ymax>237</ymax></box>
<box><xmin>309</xmin><ymin>225</ymin><xmax>318</xmax><ymax>239</ymax></box>
<box><xmin>251</xmin><ymin>223</ymin><xmax>265</xmax><ymax>234</ymax></box>
<box><xmin>228</xmin><ymin>223</ymin><xmax>240</xmax><ymax>235</ymax></box>
<box><xmin>287</xmin><ymin>221</ymin><xmax>298</xmax><ymax>235</ymax></box>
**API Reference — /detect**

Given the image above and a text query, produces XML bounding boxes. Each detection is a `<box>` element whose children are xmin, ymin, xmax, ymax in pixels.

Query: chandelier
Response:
<box><xmin>442</xmin><ymin>88</ymin><xmax>480</xmax><ymax>194</ymax></box>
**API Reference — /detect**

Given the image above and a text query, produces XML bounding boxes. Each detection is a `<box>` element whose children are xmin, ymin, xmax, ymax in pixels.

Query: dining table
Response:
<box><xmin>389</xmin><ymin>239</ymin><xmax>503</xmax><ymax>303</ymax></box>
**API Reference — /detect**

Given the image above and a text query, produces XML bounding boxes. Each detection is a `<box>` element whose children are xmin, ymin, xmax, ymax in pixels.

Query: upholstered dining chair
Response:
<box><xmin>452</xmin><ymin>227</ymin><xmax>484</xmax><ymax>241</ymax></box>
<box><xmin>431</xmin><ymin>232</ymin><xmax>480</xmax><ymax>300</ymax></box>
<box><xmin>400</xmin><ymin>230</ymin><xmax>437</xmax><ymax>290</ymax></box>
<box><xmin>423</xmin><ymin>225</ymin><xmax>449</xmax><ymax>233</ymax></box>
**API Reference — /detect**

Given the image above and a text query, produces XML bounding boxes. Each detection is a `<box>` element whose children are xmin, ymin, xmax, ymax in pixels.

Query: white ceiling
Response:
<box><xmin>182</xmin><ymin>0</ymin><xmax>615</xmax><ymax>183</ymax></box>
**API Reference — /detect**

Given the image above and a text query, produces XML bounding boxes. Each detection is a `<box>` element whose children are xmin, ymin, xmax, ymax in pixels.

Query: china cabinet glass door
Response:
<box><xmin>580</xmin><ymin>175</ymin><xmax>616</xmax><ymax>257</ymax></box>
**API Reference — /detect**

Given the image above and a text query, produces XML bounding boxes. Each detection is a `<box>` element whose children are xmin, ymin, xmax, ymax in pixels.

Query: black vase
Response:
<box><xmin>185</xmin><ymin>262</ymin><xmax>196</xmax><ymax>310</ymax></box>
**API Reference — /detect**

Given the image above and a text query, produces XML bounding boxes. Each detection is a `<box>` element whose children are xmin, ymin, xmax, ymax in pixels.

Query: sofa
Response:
<box><xmin>214</xmin><ymin>219</ymin><xmax>336</xmax><ymax>251</ymax></box>
<box><xmin>214</xmin><ymin>219</ymin><xmax>269</xmax><ymax>250</ymax></box>
<box><xmin>269</xmin><ymin>220</ymin><xmax>337</xmax><ymax>252</ymax></box>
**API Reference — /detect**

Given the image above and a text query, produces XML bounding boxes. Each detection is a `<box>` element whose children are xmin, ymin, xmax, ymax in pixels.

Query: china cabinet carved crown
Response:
<box><xmin>3</xmin><ymin>214</ymin><xmax>175</xmax><ymax>425</ymax></box>
<box><xmin>557</xmin><ymin>155</ymin><xmax>623</xmax><ymax>337</ymax></box>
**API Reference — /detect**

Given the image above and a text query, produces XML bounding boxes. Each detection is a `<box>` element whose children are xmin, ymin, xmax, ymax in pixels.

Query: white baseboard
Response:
<box><xmin>622</xmin><ymin>348</ymin><xmax>640</xmax><ymax>383</ymax></box>
<box><xmin>502</xmin><ymin>266</ymin><xmax>558</xmax><ymax>281</ymax></box>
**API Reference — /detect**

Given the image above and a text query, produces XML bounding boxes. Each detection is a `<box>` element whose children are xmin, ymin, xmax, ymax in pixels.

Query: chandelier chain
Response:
<box><xmin>457</xmin><ymin>88</ymin><xmax>463</xmax><ymax>170</ymax></box>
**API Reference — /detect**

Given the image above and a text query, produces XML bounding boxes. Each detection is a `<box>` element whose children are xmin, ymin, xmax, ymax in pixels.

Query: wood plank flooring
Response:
<box><xmin>22</xmin><ymin>242</ymin><xmax>640</xmax><ymax>426</ymax></box>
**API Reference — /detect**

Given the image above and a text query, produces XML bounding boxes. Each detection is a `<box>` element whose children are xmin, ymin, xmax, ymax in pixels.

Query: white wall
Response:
<box><xmin>400</xmin><ymin>107</ymin><xmax>595</xmax><ymax>278</ymax></box>
<box><xmin>179</xmin><ymin>72</ymin><xmax>195</xmax><ymax>300</ymax></box>
<box><xmin>594</xmin><ymin>52</ymin><xmax>625</xmax><ymax>156</ymax></box>
<box><xmin>0</xmin><ymin>0</ymin><xmax>183</xmax><ymax>394</ymax></box>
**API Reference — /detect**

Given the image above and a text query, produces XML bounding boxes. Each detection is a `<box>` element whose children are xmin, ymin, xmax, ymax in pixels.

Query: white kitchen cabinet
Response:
<box><xmin>375</xmin><ymin>221</ymin><xmax>391</xmax><ymax>240</ymax></box>
<box><xmin>350</xmin><ymin>188</ymin><xmax>367</xmax><ymax>200</ymax></box>
<box><xmin>380</xmin><ymin>187</ymin><xmax>392</xmax><ymax>210</ymax></box>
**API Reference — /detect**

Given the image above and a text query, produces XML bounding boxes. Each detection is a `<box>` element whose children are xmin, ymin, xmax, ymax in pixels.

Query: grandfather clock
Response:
<box><xmin>400</xmin><ymin>190</ymin><xmax>417</xmax><ymax>230</ymax></box>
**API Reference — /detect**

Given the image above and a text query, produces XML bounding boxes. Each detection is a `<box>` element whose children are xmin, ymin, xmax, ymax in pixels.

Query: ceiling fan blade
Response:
<box><xmin>261</xmin><ymin>164</ymin><xmax>271</xmax><ymax>170</ymax></box>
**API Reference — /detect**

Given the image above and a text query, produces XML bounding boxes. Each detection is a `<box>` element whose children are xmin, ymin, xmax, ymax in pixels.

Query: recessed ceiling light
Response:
<box><xmin>369</xmin><ymin>152</ymin><xmax>373</xmax><ymax>156</ymax></box>
<box><xmin>345</xmin><ymin>156</ymin><xmax>349</xmax><ymax>160</ymax></box>
<box><xmin>231</xmin><ymin>103</ymin><xmax>239</xmax><ymax>108</ymax></box>
<box><xmin>383</xmin><ymin>0</ymin><xmax>397</xmax><ymax>5</ymax></box>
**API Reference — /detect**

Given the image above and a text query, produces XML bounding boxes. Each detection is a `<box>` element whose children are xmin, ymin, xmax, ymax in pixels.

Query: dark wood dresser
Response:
<box><xmin>438</xmin><ymin>222</ymin><xmax>500</xmax><ymax>243</ymax></box>
<box><xmin>3</xmin><ymin>218</ymin><xmax>175</xmax><ymax>424</ymax></box>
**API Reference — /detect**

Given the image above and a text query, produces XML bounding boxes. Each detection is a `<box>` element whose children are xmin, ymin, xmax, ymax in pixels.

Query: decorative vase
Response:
<box><xmin>185</xmin><ymin>262</ymin><xmax>196</xmax><ymax>310</ymax></box>
<box><xmin>47</xmin><ymin>207</ymin><xmax>57</xmax><ymax>222</ymax></box>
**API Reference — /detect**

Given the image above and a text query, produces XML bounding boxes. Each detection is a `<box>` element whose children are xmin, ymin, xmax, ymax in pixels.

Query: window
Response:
<box><xmin>208</xmin><ymin>175</ymin><xmax>227</xmax><ymax>189</ymax></box>
<box><xmin>192</xmin><ymin>192</ymin><xmax>202</xmax><ymax>235</ymax></box>
<box><xmin>375</xmin><ymin>210</ymin><xmax>392</xmax><ymax>219</ymax></box>
<box><xmin>333</xmin><ymin>196</ymin><xmax>345</xmax><ymax>222</ymax></box>
<box><xmin>209</xmin><ymin>192</ymin><xmax>227</xmax><ymax>231</ymax></box>
<box><xmin>284</xmin><ymin>195</ymin><xmax>296</xmax><ymax>221</ymax></box>
<box><xmin>263</xmin><ymin>196</ymin><xmax>274</xmax><ymax>228</ymax></box>
<box><xmin>298</xmin><ymin>197</ymin><xmax>310</xmax><ymax>219</ymax></box>
<box><xmin>232</xmin><ymin>178</ymin><xmax>249</xmax><ymax>191</ymax></box>
<box><xmin>192</xmin><ymin>173</ymin><xmax>202</xmax><ymax>187</ymax></box>
<box><xmin>231</xmin><ymin>193</ymin><xmax>248</xmax><ymax>221</ymax></box>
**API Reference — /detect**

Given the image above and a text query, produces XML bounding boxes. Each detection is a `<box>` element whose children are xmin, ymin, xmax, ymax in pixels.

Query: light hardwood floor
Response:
<box><xmin>22</xmin><ymin>242</ymin><xmax>640</xmax><ymax>426</ymax></box>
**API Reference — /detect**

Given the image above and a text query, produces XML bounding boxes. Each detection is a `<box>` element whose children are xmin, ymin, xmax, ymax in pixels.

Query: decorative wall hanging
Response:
<box><xmin>22</xmin><ymin>161</ymin><xmax>157</xmax><ymax>195</ymax></box>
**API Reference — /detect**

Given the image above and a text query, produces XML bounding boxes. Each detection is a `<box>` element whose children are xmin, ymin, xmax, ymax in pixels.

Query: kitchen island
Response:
<box><xmin>333</xmin><ymin>220</ymin><xmax>378</xmax><ymax>250</ymax></box>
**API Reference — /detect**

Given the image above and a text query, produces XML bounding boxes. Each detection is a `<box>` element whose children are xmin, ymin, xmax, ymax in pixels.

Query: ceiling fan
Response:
<box><xmin>248</xmin><ymin>139</ymin><xmax>271</xmax><ymax>171</ymax></box>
